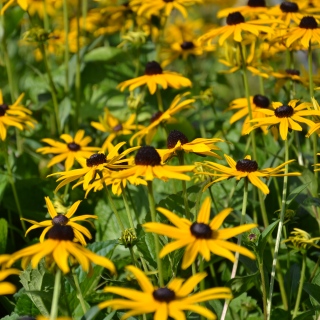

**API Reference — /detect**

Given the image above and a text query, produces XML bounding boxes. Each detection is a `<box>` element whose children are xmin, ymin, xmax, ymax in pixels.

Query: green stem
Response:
<box><xmin>50</xmin><ymin>268</ymin><xmax>62</xmax><ymax>320</ymax></box>
<box><xmin>74</xmin><ymin>0</ymin><xmax>81</xmax><ymax>130</ymax></box>
<box><xmin>293</xmin><ymin>253</ymin><xmax>307</xmax><ymax>318</ymax></box>
<box><xmin>177</xmin><ymin>152</ymin><xmax>190</xmax><ymax>219</ymax></box>
<box><xmin>127</xmin><ymin>187</ymin><xmax>140</xmax><ymax>224</ymax></box>
<box><xmin>221</xmin><ymin>178</ymin><xmax>248</xmax><ymax>320</ymax></box>
<box><xmin>43</xmin><ymin>0</ymin><xmax>49</xmax><ymax>31</ymax></box>
<box><xmin>147</xmin><ymin>181</ymin><xmax>164</xmax><ymax>287</ymax></box>
<box><xmin>121</xmin><ymin>186</ymin><xmax>136</xmax><ymax>231</ymax></box>
<box><xmin>258</xmin><ymin>256</ymin><xmax>268</xmax><ymax>320</ymax></box>
<box><xmin>72</xmin><ymin>270</ymin><xmax>87</xmax><ymax>314</ymax></box>
<box><xmin>129</xmin><ymin>247</ymin><xmax>138</xmax><ymax>268</ymax></box>
<box><xmin>63</xmin><ymin>0</ymin><xmax>70</xmax><ymax>95</ymax></box>
<box><xmin>156</xmin><ymin>89</ymin><xmax>164</xmax><ymax>112</ymax></box>
<box><xmin>267</xmin><ymin>139</ymin><xmax>289</xmax><ymax>320</ymax></box>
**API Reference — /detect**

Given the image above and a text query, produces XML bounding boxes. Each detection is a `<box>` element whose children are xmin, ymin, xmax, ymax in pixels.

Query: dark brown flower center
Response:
<box><xmin>144</xmin><ymin>61</ymin><xmax>163</xmax><ymax>75</ymax></box>
<box><xmin>247</xmin><ymin>0</ymin><xmax>266</xmax><ymax>7</ymax></box>
<box><xmin>135</xmin><ymin>146</ymin><xmax>161</xmax><ymax>166</ymax></box>
<box><xmin>180</xmin><ymin>41</ymin><xmax>195</xmax><ymax>50</ymax></box>
<box><xmin>113</xmin><ymin>124</ymin><xmax>123</xmax><ymax>132</ymax></box>
<box><xmin>226</xmin><ymin>12</ymin><xmax>245</xmax><ymax>25</ymax></box>
<box><xmin>285</xmin><ymin>69</ymin><xmax>300</xmax><ymax>76</ymax></box>
<box><xmin>0</xmin><ymin>104</ymin><xmax>9</xmax><ymax>117</ymax></box>
<box><xmin>299</xmin><ymin>16</ymin><xmax>318</xmax><ymax>29</ymax></box>
<box><xmin>236</xmin><ymin>159</ymin><xmax>258</xmax><ymax>172</ymax></box>
<box><xmin>153</xmin><ymin>288</ymin><xmax>176</xmax><ymax>302</ymax></box>
<box><xmin>190</xmin><ymin>222</ymin><xmax>212</xmax><ymax>239</ymax></box>
<box><xmin>67</xmin><ymin>142</ymin><xmax>81</xmax><ymax>151</ymax></box>
<box><xmin>150</xmin><ymin>111</ymin><xmax>163</xmax><ymax>123</ymax></box>
<box><xmin>280</xmin><ymin>1</ymin><xmax>299</xmax><ymax>12</ymax></box>
<box><xmin>274</xmin><ymin>105</ymin><xmax>294</xmax><ymax>118</ymax></box>
<box><xmin>52</xmin><ymin>214</ymin><xmax>69</xmax><ymax>226</ymax></box>
<box><xmin>47</xmin><ymin>225</ymin><xmax>74</xmax><ymax>241</ymax></box>
<box><xmin>167</xmin><ymin>130</ymin><xmax>189</xmax><ymax>148</ymax></box>
<box><xmin>253</xmin><ymin>94</ymin><xmax>270</xmax><ymax>108</ymax></box>
<box><xmin>86</xmin><ymin>153</ymin><xmax>107</xmax><ymax>167</ymax></box>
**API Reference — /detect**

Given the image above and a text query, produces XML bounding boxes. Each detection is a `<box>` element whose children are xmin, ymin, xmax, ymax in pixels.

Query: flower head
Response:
<box><xmin>144</xmin><ymin>197</ymin><xmax>257</xmax><ymax>269</ymax></box>
<box><xmin>0</xmin><ymin>268</ymin><xmax>20</xmax><ymax>295</ymax></box>
<box><xmin>283</xmin><ymin>228</ymin><xmax>320</xmax><ymax>251</ymax></box>
<box><xmin>99</xmin><ymin>265</ymin><xmax>232</xmax><ymax>319</ymax></box>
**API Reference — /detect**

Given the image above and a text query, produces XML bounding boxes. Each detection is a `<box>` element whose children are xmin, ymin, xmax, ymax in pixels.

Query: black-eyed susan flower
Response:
<box><xmin>0</xmin><ymin>91</ymin><xmax>36</xmax><ymax>140</ymax></box>
<box><xmin>199</xmin><ymin>154</ymin><xmax>301</xmax><ymax>194</ymax></box>
<box><xmin>245</xmin><ymin>99</ymin><xmax>320</xmax><ymax>140</ymax></box>
<box><xmin>50</xmin><ymin>142</ymin><xmax>139</xmax><ymax>192</ymax></box>
<box><xmin>22</xmin><ymin>197</ymin><xmax>97</xmax><ymax>246</ymax></box>
<box><xmin>306</xmin><ymin>97</ymin><xmax>320</xmax><ymax>137</ymax></box>
<box><xmin>157</xmin><ymin>130</ymin><xmax>223</xmax><ymax>162</ymax></box>
<box><xmin>0</xmin><ymin>269</ymin><xmax>20</xmax><ymax>295</ymax></box>
<box><xmin>37</xmin><ymin>130</ymin><xmax>100</xmax><ymax>171</ymax></box>
<box><xmin>283</xmin><ymin>228</ymin><xmax>320</xmax><ymax>251</ymax></box>
<box><xmin>117</xmin><ymin>61</ymin><xmax>192</xmax><ymax>95</ymax></box>
<box><xmin>91</xmin><ymin>108</ymin><xmax>142</xmax><ymax>149</ymax></box>
<box><xmin>1</xmin><ymin>0</ymin><xmax>57</xmax><ymax>16</ymax></box>
<box><xmin>198</xmin><ymin>11</ymin><xmax>275</xmax><ymax>46</ymax></box>
<box><xmin>144</xmin><ymin>197</ymin><xmax>256</xmax><ymax>269</ymax></box>
<box><xmin>270</xmin><ymin>69</ymin><xmax>307</xmax><ymax>93</ymax></box>
<box><xmin>99</xmin><ymin>265</ymin><xmax>232</xmax><ymax>319</ymax></box>
<box><xmin>130</xmin><ymin>92</ymin><xmax>194</xmax><ymax>145</ymax></box>
<box><xmin>111</xmin><ymin>145</ymin><xmax>195</xmax><ymax>183</ymax></box>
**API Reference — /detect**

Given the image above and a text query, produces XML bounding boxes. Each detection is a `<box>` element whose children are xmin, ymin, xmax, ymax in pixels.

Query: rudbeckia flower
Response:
<box><xmin>0</xmin><ymin>91</ymin><xmax>36</xmax><ymax>141</ymax></box>
<box><xmin>283</xmin><ymin>228</ymin><xmax>320</xmax><ymax>251</ymax></box>
<box><xmin>130</xmin><ymin>92</ymin><xmax>194</xmax><ymax>145</ymax></box>
<box><xmin>144</xmin><ymin>197</ymin><xmax>257</xmax><ymax>269</ymax></box>
<box><xmin>200</xmin><ymin>154</ymin><xmax>301</xmax><ymax>194</ymax></box>
<box><xmin>22</xmin><ymin>197</ymin><xmax>97</xmax><ymax>246</ymax></box>
<box><xmin>157</xmin><ymin>130</ymin><xmax>223</xmax><ymax>162</ymax></box>
<box><xmin>91</xmin><ymin>108</ymin><xmax>142</xmax><ymax>149</ymax></box>
<box><xmin>0</xmin><ymin>269</ymin><xmax>20</xmax><ymax>295</ymax></box>
<box><xmin>245</xmin><ymin>99</ymin><xmax>320</xmax><ymax>140</ymax></box>
<box><xmin>1</xmin><ymin>0</ymin><xmax>58</xmax><ymax>16</ymax></box>
<box><xmin>37</xmin><ymin>130</ymin><xmax>100</xmax><ymax>171</ymax></box>
<box><xmin>117</xmin><ymin>61</ymin><xmax>192</xmax><ymax>95</ymax></box>
<box><xmin>111</xmin><ymin>146</ymin><xmax>195</xmax><ymax>183</ymax></box>
<box><xmin>99</xmin><ymin>265</ymin><xmax>232</xmax><ymax>319</ymax></box>
<box><xmin>199</xmin><ymin>11</ymin><xmax>275</xmax><ymax>46</ymax></box>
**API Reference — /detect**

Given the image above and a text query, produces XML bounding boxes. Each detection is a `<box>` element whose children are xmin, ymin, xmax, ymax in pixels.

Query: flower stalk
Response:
<box><xmin>50</xmin><ymin>268</ymin><xmax>62</xmax><ymax>320</ymax></box>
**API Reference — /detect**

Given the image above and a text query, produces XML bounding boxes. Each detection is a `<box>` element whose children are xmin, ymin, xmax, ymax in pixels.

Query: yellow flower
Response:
<box><xmin>199</xmin><ymin>154</ymin><xmax>301</xmax><ymax>194</ymax></box>
<box><xmin>157</xmin><ymin>130</ymin><xmax>223</xmax><ymax>162</ymax></box>
<box><xmin>1</xmin><ymin>0</ymin><xmax>58</xmax><ymax>16</ymax></box>
<box><xmin>91</xmin><ymin>108</ymin><xmax>142</xmax><ymax>149</ymax></box>
<box><xmin>283</xmin><ymin>228</ymin><xmax>320</xmax><ymax>251</ymax></box>
<box><xmin>199</xmin><ymin>11</ymin><xmax>275</xmax><ymax>46</ymax></box>
<box><xmin>130</xmin><ymin>92</ymin><xmax>194</xmax><ymax>145</ymax></box>
<box><xmin>111</xmin><ymin>146</ymin><xmax>195</xmax><ymax>183</ymax></box>
<box><xmin>22</xmin><ymin>197</ymin><xmax>97</xmax><ymax>246</ymax></box>
<box><xmin>117</xmin><ymin>61</ymin><xmax>192</xmax><ymax>95</ymax></box>
<box><xmin>245</xmin><ymin>99</ymin><xmax>320</xmax><ymax>140</ymax></box>
<box><xmin>0</xmin><ymin>269</ymin><xmax>20</xmax><ymax>295</ymax></box>
<box><xmin>6</xmin><ymin>239</ymin><xmax>115</xmax><ymax>275</ymax></box>
<box><xmin>306</xmin><ymin>97</ymin><xmax>320</xmax><ymax>137</ymax></box>
<box><xmin>144</xmin><ymin>197</ymin><xmax>257</xmax><ymax>269</ymax></box>
<box><xmin>37</xmin><ymin>130</ymin><xmax>100</xmax><ymax>171</ymax></box>
<box><xmin>99</xmin><ymin>265</ymin><xmax>232</xmax><ymax>319</ymax></box>
<box><xmin>0</xmin><ymin>91</ymin><xmax>36</xmax><ymax>141</ymax></box>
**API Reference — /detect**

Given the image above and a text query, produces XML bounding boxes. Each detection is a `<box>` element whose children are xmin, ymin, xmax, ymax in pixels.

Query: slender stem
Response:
<box><xmin>129</xmin><ymin>247</ymin><xmax>138</xmax><ymax>268</ymax></box>
<box><xmin>267</xmin><ymin>139</ymin><xmax>289</xmax><ymax>320</ymax></box>
<box><xmin>147</xmin><ymin>181</ymin><xmax>164</xmax><ymax>287</ymax></box>
<box><xmin>74</xmin><ymin>0</ymin><xmax>81</xmax><ymax>130</ymax></box>
<box><xmin>72</xmin><ymin>270</ymin><xmax>87</xmax><ymax>314</ymax></box>
<box><xmin>177</xmin><ymin>152</ymin><xmax>190</xmax><ymax>219</ymax></box>
<box><xmin>43</xmin><ymin>0</ymin><xmax>49</xmax><ymax>31</ymax></box>
<box><xmin>258</xmin><ymin>256</ymin><xmax>268</xmax><ymax>320</ymax></box>
<box><xmin>309</xmin><ymin>257</ymin><xmax>320</xmax><ymax>282</ymax></box>
<box><xmin>221</xmin><ymin>178</ymin><xmax>248</xmax><ymax>320</ymax></box>
<box><xmin>121</xmin><ymin>186</ymin><xmax>136</xmax><ymax>231</ymax></box>
<box><xmin>127</xmin><ymin>187</ymin><xmax>140</xmax><ymax>224</ymax></box>
<box><xmin>156</xmin><ymin>89</ymin><xmax>164</xmax><ymax>112</ymax></box>
<box><xmin>50</xmin><ymin>268</ymin><xmax>62</xmax><ymax>320</ymax></box>
<box><xmin>293</xmin><ymin>253</ymin><xmax>307</xmax><ymax>318</ymax></box>
<box><xmin>63</xmin><ymin>0</ymin><xmax>70</xmax><ymax>95</ymax></box>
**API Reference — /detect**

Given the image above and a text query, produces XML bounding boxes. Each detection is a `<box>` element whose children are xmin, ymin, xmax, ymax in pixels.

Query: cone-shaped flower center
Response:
<box><xmin>253</xmin><ymin>94</ymin><xmax>269</xmax><ymax>108</ymax></box>
<box><xmin>236</xmin><ymin>159</ymin><xmax>258</xmax><ymax>172</ymax></box>
<box><xmin>180</xmin><ymin>41</ymin><xmax>195</xmax><ymax>50</ymax></box>
<box><xmin>190</xmin><ymin>222</ymin><xmax>212</xmax><ymax>239</ymax></box>
<box><xmin>285</xmin><ymin>69</ymin><xmax>300</xmax><ymax>76</ymax></box>
<box><xmin>135</xmin><ymin>146</ymin><xmax>161</xmax><ymax>166</ymax></box>
<box><xmin>163</xmin><ymin>0</ymin><xmax>174</xmax><ymax>2</ymax></box>
<box><xmin>150</xmin><ymin>111</ymin><xmax>163</xmax><ymax>123</ymax></box>
<box><xmin>226</xmin><ymin>12</ymin><xmax>245</xmax><ymax>25</ymax></box>
<box><xmin>144</xmin><ymin>61</ymin><xmax>163</xmax><ymax>75</ymax></box>
<box><xmin>47</xmin><ymin>225</ymin><xmax>74</xmax><ymax>241</ymax></box>
<box><xmin>167</xmin><ymin>130</ymin><xmax>189</xmax><ymax>148</ymax></box>
<box><xmin>113</xmin><ymin>124</ymin><xmax>123</xmax><ymax>132</ymax></box>
<box><xmin>299</xmin><ymin>16</ymin><xmax>318</xmax><ymax>29</ymax></box>
<box><xmin>274</xmin><ymin>105</ymin><xmax>294</xmax><ymax>118</ymax></box>
<box><xmin>248</xmin><ymin>0</ymin><xmax>266</xmax><ymax>7</ymax></box>
<box><xmin>67</xmin><ymin>142</ymin><xmax>81</xmax><ymax>151</ymax></box>
<box><xmin>0</xmin><ymin>104</ymin><xmax>8</xmax><ymax>117</ymax></box>
<box><xmin>280</xmin><ymin>1</ymin><xmax>299</xmax><ymax>13</ymax></box>
<box><xmin>86</xmin><ymin>153</ymin><xmax>107</xmax><ymax>167</ymax></box>
<box><xmin>52</xmin><ymin>214</ymin><xmax>69</xmax><ymax>226</ymax></box>
<box><xmin>153</xmin><ymin>287</ymin><xmax>176</xmax><ymax>302</ymax></box>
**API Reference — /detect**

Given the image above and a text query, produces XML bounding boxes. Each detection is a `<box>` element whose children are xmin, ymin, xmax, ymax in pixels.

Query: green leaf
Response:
<box><xmin>285</xmin><ymin>263</ymin><xmax>300</xmax><ymax>304</ymax></box>
<box><xmin>257</xmin><ymin>219</ymin><xmax>279</xmax><ymax>260</ymax></box>
<box><xmin>136</xmin><ymin>225</ymin><xmax>157</xmax><ymax>269</ymax></box>
<box><xmin>0</xmin><ymin>312</ymin><xmax>20</xmax><ymax>320</ymax></box>
<box><xmin>286</xmin><ymin>182</ymin><xmax>310</xmax><ymax>206</ymax></box>
<box><xmin>14</xmin><ymin>291</ymin><xmax>40</xmax><ymax>316</ymax></box>
<box><xmin>293</xmin><ymin>309</ymin><xmax>319</xmax><ymax>320</ymax></box>
<box><xmin>0</xmin><ymin>172</ymin><xmax>8</xmax><ymax>202</ymax></box>
<box><xmin>303</xmin><ymin>197</ymin><xmax>320</xmax><ymax>207</ymax></box>
<box><xmin>59</xmin><ymin>97</ymin><xmax>72</xmax><ymax>131</ymax></box>
<box><xmin>81</xmin><ymin>306</ymin><xmax>101</xmax><ymax>320</ymax></box>
<box><xmin>84</xmin><ymin>47</ymin><xmax>125</xmax><ymax>63</ymax></box>
<box><xmin>303</xmin><ymin>283</ymin><xmax>320</xmax><ymax>305</ymax></box>
<box><xmin>227</xmin><ymin>272</ymin><xmax>259</xmax><ymax>295</ymax></box>
<box><xmin>0</xmin><ymin>218</ymin><xmax>8</xmax><ymax>253</ymax></box>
